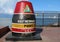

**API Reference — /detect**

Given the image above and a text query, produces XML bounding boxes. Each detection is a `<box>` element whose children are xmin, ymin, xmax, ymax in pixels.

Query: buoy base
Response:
<box><xmin>12</xmin><ymin>32</ymin><xmax>36</xmax><ymax>37</ymax></box>
<box><xmin>5</xmin><ymin>28</ymin><xmax>42</xmax><ymax>41</ymax></box>
<box><xmin>6</xmin><ymin>33</ymin><xmax>42</xmax><ymax>41</ymax></box>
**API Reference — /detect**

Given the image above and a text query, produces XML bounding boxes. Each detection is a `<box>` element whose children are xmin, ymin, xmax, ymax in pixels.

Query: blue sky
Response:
<box><xmin>0</xmin><ymin>0</ymin><xmax>60</xmax><ymax>14</ymax></box>
<box><xmin>30</xmin><ymin>0</ymin><xmax>60</xmax><ymax>11</ymax></box>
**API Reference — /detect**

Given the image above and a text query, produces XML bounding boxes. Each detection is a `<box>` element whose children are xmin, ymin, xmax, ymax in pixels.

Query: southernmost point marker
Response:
<box><xmin>6</xmin><ymin>0</ymin><xmax>42</xmax><ymax>41</ymax></box>
<box><xmin>12</xmin><ymin>0</ymin><xmax>36</xmax><ymax>37</ymax></box>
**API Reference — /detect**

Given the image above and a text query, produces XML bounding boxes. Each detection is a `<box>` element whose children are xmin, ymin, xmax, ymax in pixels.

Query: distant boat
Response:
<box><xmin>35</xmin><ymin>14</ymin><xmax>39</xmax><ymax>16</ymax></box>
<box><xmin>53</xmin><ymin>23</ymin><xmax>58</xmax><ymax>25</ymax></box>
<box><xmin>53</xmin><ymin>16</ymin><xmax>57</xmax><ymax>18</ymax></box>
<box><xmin>48</xmin><ymin>16</ymin><xmax>57</xmax><ymax>19</ymax></box>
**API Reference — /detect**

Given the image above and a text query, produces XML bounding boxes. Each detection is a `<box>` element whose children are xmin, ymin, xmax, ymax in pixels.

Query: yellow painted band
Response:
<box><xmin>12</xmin><ymin>23</ymin><xmax>35</xmax><ymax>28</ymax></box>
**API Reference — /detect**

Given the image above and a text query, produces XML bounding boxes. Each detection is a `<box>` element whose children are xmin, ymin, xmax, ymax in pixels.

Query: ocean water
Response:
<box><xmin>36</xmin><ymin>18</ymin><xmax>58</xmax><ymax>25</ymax></box>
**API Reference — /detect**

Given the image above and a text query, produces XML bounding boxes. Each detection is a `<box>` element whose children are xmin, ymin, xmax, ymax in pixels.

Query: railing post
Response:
<box><xmin>42</xmin><ymin>12</ymin><xmax>44</xmax><ymax>27</ymax></box>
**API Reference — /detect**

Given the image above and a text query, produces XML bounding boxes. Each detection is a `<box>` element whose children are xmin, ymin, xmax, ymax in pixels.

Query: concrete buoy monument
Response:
<box><xmin>11</xmin><ymin>0</ymin><xmax>36</xmax><ymax>37</ymax></box>
<box><xmin>6</xmin><ymin>0</ymin><xmax>42</xmax><ymax>41</ymax></box>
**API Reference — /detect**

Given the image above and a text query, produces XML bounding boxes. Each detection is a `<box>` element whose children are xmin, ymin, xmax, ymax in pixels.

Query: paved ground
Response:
<box><xmin>0</xmin><ymin>27</ymin><xmax>60</xmax><ymax>42</ymax></box>
<box><xmin>41</xmin><ymin>27</ymin><xmax>60</xmax><ymax>42</ymax></box>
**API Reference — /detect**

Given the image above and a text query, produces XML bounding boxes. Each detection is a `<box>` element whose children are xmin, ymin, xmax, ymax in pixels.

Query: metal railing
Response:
<box><xmin>35</xmin><ymin>12</ymin><xmax>60</xmax><ymax>27</ymax></box>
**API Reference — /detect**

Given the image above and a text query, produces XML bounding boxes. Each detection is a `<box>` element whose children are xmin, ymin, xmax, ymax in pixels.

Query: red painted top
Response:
<box><xmin>14</xmin><ymin>1</ymin><xmax>34</xmax><ymax>14</ymax></box>
<box><xmin>21</xmin><ymin>0</ymin><xmax>28</xmax><ymax>1</ymax></box>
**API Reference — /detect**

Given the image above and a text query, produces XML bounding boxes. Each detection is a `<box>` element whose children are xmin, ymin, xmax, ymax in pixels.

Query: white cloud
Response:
<box><xmin>0</xmin><ymin>0</ymin><xmax>29</xmax><ymax>14</ymax></box>
<box><xmin>0</xmin><ymin>8</ymin><xmax>14</xmax><ymax>14</ymax></box>
<box><xmin>0</xmin><ymin>0</ymin><xmax>9</xmax><ymax>7</ymax></box>
<box><xmin>0</xmin><ymin>0</ymin><xmax>15</xmax><ymax>14</ymax></box>
<box><xmin>18</xmin><ymin>0</ymin><xmax>28</xmax><ymax>1</ymax></box>
<box><xmin>4</xmin><ymin>8</ymin><xmax>14</xmax><ymax>14</ymax></box>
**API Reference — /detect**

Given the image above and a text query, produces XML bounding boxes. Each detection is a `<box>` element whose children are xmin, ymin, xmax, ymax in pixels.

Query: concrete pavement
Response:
<box><xmin>0</xmin><ymin>27</ymin><xmax>60</xmax><ymax>42</ymax></box>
